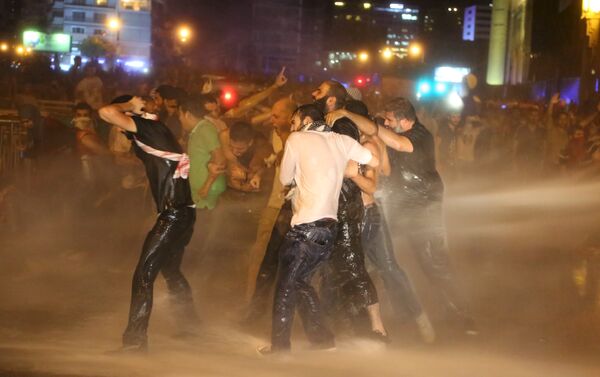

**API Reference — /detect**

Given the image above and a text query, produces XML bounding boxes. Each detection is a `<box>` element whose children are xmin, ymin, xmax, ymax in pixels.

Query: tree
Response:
<box><xmin>79</xmin><ymin>36</ymin><xmax>116</xmax><ymax>59</ymax></box>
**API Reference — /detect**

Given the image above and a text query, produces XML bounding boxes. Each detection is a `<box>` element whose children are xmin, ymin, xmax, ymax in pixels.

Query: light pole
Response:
<box><xmin>107</xmin><ymin>16</ymin><xmax>121</xmax><ymax>58</ymax></box>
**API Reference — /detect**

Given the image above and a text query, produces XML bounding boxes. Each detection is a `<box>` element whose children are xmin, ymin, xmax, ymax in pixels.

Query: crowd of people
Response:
<box><xmin>2</xmin><ymin>60</ymin><xmax>600</xmax><ymax>356</ymax></box>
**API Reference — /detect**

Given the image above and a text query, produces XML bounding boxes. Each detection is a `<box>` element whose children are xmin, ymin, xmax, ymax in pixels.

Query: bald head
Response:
<box><xmin>271</xmin><ymin>97</ymin><xmax>296</xmax><ymax>133</ymax></box>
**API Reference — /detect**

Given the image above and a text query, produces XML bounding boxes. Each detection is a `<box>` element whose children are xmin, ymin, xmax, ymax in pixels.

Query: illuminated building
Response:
<box><xmin>327</xmin><ymin>1</ymin><xmax>420</xmax><ymax>64</ymax></box>
<box><xmin>50</xmin><ymin>0</ymin><xmax>151</xmax><ymax>72</ymax></box>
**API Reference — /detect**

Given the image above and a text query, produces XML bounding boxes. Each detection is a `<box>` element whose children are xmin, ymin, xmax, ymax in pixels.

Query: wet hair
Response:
<box><xmin>345</xmin><ymin>99</ymin><xmax>369</xmax><ymax>118</ymax></box>
<box><xmin>332</xmin><ymin>118</ymin><xmax>360</xmax><ymax>142</ymax></box>
<box><xmin>229</xmin><ymin>122</ymin><xmax>255</xmax><ymax>142</ymax></box>
<box><xmin>384</xmin><ymin>97</ymin><xmax>417</xmax><ymax>122</ymax></box>
<box><xmin>324</xmin><ymin>80</ymin><xmax>349</xmax><ymax>108</ymax></box>
<box><xmin>73</xmin><ymin>102</ymin><xmax>93</xmax><ymax>113</ymax></box>
<box><xmin>111</xmin><ymin>94</ymin><xmax>133</xmax><ymax>104</ymax></box>
<box><xmin>179</xmin><ymin>95</ymin><xmax>207</xmax><ymax>118</ymax></box>
<box><xmin>292</xmin><ymin>104</ymin><xmax>325</xmax><ymax>123</ymax></box>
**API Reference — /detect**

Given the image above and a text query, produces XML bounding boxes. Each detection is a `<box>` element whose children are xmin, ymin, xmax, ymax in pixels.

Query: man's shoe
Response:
<box><xmin>415</xmin><ymin>312</ymin><xmax>436</xmax><ymax>344</ymax></box>
<box><xmin>106</xmin><ymin>343</ymin><xmax>148</xmax><ymax>355</ymax></box>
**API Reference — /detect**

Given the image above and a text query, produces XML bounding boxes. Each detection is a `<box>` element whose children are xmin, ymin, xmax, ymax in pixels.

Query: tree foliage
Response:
<box><xmin>79</xmin><ymin>36</ymin><xmax>116</xmax><ymax>59</ymax></box>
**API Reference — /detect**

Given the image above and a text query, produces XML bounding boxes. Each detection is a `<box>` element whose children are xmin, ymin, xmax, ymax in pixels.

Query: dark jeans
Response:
<box><xmin>247</xmin><ymin>201</ymin><xmax>293</xmax><ymax>314</ymax></box>
<box><xmin>271</xmin><ymin>218</ymin><xmax>337</xmax><ymax>351</ymax></box>
<box><xmin>362</xmin><ymin>203</ymin><xmax>423</xmax><ymax>320</ymax></box>
<box><xmin>389</xmin><ymin>201</ymin><xmax>469</xmax><ymax>320</ymax></box>
<box><xmin>123</xmin><ymin>206</ymin><xmax>197</xmax><ymax>347</ymax></box>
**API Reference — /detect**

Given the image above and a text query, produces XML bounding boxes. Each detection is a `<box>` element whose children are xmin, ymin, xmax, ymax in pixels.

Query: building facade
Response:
<box><xmin>50</xmin><ymin>0</ymin><xmax>151</xmax><ymax>71</ymax></box>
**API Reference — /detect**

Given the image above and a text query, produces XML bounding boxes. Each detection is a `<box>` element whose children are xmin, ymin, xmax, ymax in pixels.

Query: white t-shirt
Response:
<box><xmin>280</xmin><ymin>130</ymin><xmax>373</xmax><ymax>227</ymax></box>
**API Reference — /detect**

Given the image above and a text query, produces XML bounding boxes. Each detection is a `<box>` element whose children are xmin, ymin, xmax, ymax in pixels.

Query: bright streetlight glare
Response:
<box><xmin>16</xmin><ymin>46</ymin><xmax>25</xmax><ymax>55</ymax></box>
<box><xmin>381</xmin><ymin>48</ymin><xmax>393</xmax><ymax>60</ymax></box>
<box><xmin>583</xmin><ymin>0</ymin><xmax>600</xmax><ymax>14</ymax></box>
<box><xmin>408</xmin><ymin>43</ymin><xmax>423</xmax><ymax>58</ymax></box>
<box><xmin>0</xmin><ymin>43</ymin><xmax>8</xmax><ymax>52</ymax></box>
<box><xmin>363</xmin><ymin>2</ymin><xmax>372</xmax><ymax>9</ymax></box>
<box><xmin>358</xmin><ymin>51</ymin><xmax>369</xmax><ymax>62</ymax></box>
<box><xmin>107</xmin><ymin>17</ymin><xmax>121</xmax><ymax>31</ymax></box>
<box><xmin>178</xmin><ymin>25</ymin><xmax>192</xmax><ymax>42</ymax></box>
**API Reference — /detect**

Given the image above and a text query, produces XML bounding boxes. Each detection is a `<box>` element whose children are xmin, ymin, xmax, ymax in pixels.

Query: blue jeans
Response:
<box><xmin>271</xmin><ymin>218</ymin><xmax>337</xmax><ymax>351</ymax></box>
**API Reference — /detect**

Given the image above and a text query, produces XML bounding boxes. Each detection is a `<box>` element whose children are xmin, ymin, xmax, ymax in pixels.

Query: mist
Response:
<box><xmin>1</xmin><ymin>154</ymin><xmax>600</xmax><ymax>377</ymax></box>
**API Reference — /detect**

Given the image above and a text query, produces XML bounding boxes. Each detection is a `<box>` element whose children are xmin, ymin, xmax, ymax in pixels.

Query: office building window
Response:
<box><xmin>72</xmin><ymin>27</ymin><xmax>86</xmax><ymax>34</ymax></box>
<box><xmin>72</xmin><ymin>11</ymin><xmax>86</xmax><ymax>22</ymax></box>
<box><xmin>93</xmin><ymin>13</ymin><xmax>106</xmax><ymax>23</ymax></box>
<box><xmin>120</xmin><ymin>0</ymin><xmax>149</xmax><ymax>11</ymax></box>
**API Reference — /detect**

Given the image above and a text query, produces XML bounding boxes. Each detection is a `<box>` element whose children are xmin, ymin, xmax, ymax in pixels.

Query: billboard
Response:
<box><xmin>23</xmin><ymin>31</ymin><xmax>71</xmax><ymax>53</ymax></box>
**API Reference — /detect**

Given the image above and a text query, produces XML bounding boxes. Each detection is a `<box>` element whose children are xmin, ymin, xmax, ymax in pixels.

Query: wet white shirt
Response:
<box><xmin>280</xmin><ymin>130</ymin><xmax>373</xmax><ymax>227</ymax></box>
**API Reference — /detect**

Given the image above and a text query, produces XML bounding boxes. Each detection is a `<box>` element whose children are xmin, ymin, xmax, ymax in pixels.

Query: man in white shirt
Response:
<box><xmin>259</xmin><ymin>104</ymin><xmax>378</xmax><ymax>355</ymax></box>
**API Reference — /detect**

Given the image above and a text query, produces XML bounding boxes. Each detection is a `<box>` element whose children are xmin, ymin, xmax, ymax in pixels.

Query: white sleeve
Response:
<box><xmin>343</xmin><ymin>135</ymin><xmax>373</xmax><ymax>165</ymax></box>
<box><xmin>279</xmin><ymin>136</ymin><xmax>296</xmax><ymax>186</ymax></box>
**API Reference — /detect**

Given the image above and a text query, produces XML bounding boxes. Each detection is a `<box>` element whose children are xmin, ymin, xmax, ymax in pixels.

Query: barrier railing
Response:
<box><xmin>0</xmin><ymin>119</ymin><xmax>27</xmax><ymax>178</ymax></box>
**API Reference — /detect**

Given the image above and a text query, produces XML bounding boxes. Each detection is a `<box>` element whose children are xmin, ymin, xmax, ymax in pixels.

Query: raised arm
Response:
<box><xmin>224</xmin><ymin>67</ymin><xmax>288</xmax><ymax>119</ymax></box>
<box><xmin>98</xmin><ymin>97</ymin><xmax>144</xmax><ymax>132</ymax></box>
<box><xmin>376</xmin><ymin>125</ymin><xmax>414</xmax><ymax>153</ymax></box>
<box><xmin>325</xmin><ymin>109</ymin><xmax>377</xmax><ymax>136</ymax></box>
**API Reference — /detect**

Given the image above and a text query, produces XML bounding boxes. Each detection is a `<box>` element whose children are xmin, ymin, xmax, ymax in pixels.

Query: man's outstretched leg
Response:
<box><xmin>122</xmin><ymin>207</ymin><xmax>196</xmax><ymax>350</ymax></box>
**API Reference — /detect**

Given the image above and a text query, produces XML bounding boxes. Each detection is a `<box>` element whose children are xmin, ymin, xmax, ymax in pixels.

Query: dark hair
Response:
<box><xmin>229</xmin><ymin>122</ymin><xmax>255</xmax><ymax>142</ymax></box>
<box><xmin>73</xmin><ymin>102</ymin><xmax>93</xmax><ymax>112</ymax></box>
<box><xmin>155</xmin><ymin>85</ymin><xmax>175</xmax><ymax>98</ymax></box>
<box><xmin>345</xmin><ymin>99</ymin><xmax>369</xmax><ymax>118</ymax></box>
<box><xmin>325</xmin><ymin>80</ymin><xmax>349</xmax><ymax>108</ymax></box>
<box><xmin>384</xmin><ymin>97</ymin><xmax>417</xmax><ymax>122</ymax></box>
<box><xmin>198</xmin><ymin>93</ymin><xmax>218</xmax><ymax>108</ymax></box>
<box><xmin>111</xmin><ymin>94</ymin><xmax>133</xmax><ymax>104</ymax></box>
<box><xmin>332</xmin><ymin>118</ymin><xmax>360</xmax><ymax>142</ymax></box>
<box><xmin>292</xmin><ymin>104</ymin><xmax>325</xmax><ymax>123</ymax></box>
<box><xmin>179</xmin><ymin>95</ymin><xmax>207</xmax><ymax>118</ymax></box>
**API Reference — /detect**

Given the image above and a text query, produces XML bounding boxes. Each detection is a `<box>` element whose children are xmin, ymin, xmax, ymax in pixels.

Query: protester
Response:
<box><xmin>99</xmin><ymin>96</ymin><xmax>198</xmax><ymax>352</ymax></box>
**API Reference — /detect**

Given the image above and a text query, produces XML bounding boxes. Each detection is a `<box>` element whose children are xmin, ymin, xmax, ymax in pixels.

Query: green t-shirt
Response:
<box><xmin>188</xmin><ymin>119</ymin><xmax>227</xmax><ymax>209</ymax></box>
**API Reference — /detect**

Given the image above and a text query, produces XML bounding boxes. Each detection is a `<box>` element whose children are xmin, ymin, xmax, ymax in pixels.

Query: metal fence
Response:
<box><xmin>0</xmin><ymin>119</ymin><xmax>27</xmax><ymax>178</ymax></box>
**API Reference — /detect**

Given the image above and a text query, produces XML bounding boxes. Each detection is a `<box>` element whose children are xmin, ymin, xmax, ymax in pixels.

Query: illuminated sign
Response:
<box><xmin>434</xmin><ymin>66</ymin><xmax>471</xmax><ymax>83</ymax></box>
<box><xmin>23</xmin><ymin>30</ymin><xmax>71</xmax><ymax>53</ymax></box>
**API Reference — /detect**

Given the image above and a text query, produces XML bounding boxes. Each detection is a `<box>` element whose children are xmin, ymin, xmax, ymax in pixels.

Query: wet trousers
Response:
<box><xmin>388</xmin><ymin>201</ymin><xmax>469</xmax><ymax>319</ymax></box>
<box><xmin>361</xmin><ymin>203</ymin><xmax>423</xmax><ymax>320</ymax></box>
<box><xmin>247</xmin><ymin>201</ymin><xmax>293</xmax><ymax>305</ymax></box>
<box><xmin>122</xmin><ymin>206</ymin><xmax>197</xmax><ymax>347</ymax></box>
<box><xmin>271</xmin><ymin>219</ymin><xmax>337</xmax><ymax>351</ymax></box>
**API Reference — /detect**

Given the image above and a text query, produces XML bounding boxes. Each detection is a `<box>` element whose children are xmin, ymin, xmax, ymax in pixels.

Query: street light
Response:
<box><xmin>408</xmin><ymin>42</ymin><xmax>423</xmax><ymax>59</ymax></box>
<box><xmin>358</xmin><ymin>51</ymin><xmax>369</xmax><ymax>62</ymax></box>
<box><xmin>107</xmin><ymin>17</ymin><xmax>121</xmax><ymax>31</ymax></box>
<box><xmin>177</xmin><ymin>25</ymin><xmax>192</xmax><ymax>43</ymax></box>
<box><xmin>381</xmin><ymin>47</ymin><xmax>393</xmax><ymax>61</ymax></box>
<box><xmin>0</xmin><ymin>43</ymin><xmax>8</xmax><ymax>52</ymax></box>
<box><xmin>15</xmin><ymin>45</ymin><xmax>25</xmax><ymax>56</ymax></box>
